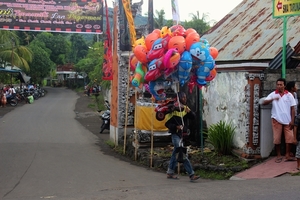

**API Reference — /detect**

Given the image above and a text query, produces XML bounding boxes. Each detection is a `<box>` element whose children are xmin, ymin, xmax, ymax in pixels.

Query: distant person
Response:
<box><xmin>263</xmin><ymin>78</ymin><xmax>296</xmax><ymax>163</ymax></box>
<box><xmin>27</xmin><ymin>93</ymin><xmax>34</xmax><ymax>104</ymax></box>
<box><xmin>293</xmin><ymin>103</ymin><xmax>300</xmax><ymax>170</ymax></box>
<box><xmin>286</xmin><ymin>81</ymin><xmax>298</xmax><ymax>157</ymax></box>
<box><xmin>1</xmin><ymin>89</ymin><xmax>6</xmax><ymax>107</ymax></box>
<box><xmin>10</xmin><ymin>85</ymin><xmax>16</xmax><ymax>98</ymax></box>
<box><xmin>286</xmin><ymin>81</ymin><xmax>298</xmax><ymax>114</ymax></box>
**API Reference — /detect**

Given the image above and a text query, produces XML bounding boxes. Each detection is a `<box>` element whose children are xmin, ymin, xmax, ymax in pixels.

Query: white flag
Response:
<box><xmin>171</xmin><ymin>0</ymin><xmax>180</xmax><ymax>24</ymax></box>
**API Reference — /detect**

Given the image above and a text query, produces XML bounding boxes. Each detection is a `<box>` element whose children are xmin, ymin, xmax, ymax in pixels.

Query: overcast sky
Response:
<box><xmin>107</xmin><ymin>0</ymin><xmax>243</xmax><ymax>23</ymax></box>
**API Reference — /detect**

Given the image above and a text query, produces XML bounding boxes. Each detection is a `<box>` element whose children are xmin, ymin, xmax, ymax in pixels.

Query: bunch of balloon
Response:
<box><xmin>130</xmin><ymin>25</ymin><xmax>218</xmax><ymax>101</ymax></box>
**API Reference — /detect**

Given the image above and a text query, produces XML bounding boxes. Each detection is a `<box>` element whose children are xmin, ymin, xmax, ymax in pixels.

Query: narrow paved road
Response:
<box><xmin>1</xmin><ymin>87</ymin><xmax>300</xmax><ymax>200</ymax></box>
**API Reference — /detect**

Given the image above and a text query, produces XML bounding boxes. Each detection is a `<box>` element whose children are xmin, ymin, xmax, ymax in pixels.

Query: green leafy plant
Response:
<box><xmin>205</xmin><ymin>120</ymin><xmax>236</xmax><ymax>155</ymax></box>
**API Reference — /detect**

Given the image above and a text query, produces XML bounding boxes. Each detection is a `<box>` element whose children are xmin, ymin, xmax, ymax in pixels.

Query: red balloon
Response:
<box><xmin>185</xmin><ymin>28</ymin><xmax>197</xmax><ymax>38</ymax></box>
<box><xmin>170</xmin><ymin>24</ymin><xmax>186</xmax><ymax>37</ymax></box>
<box><xmin>133</xmin><ymin>45</ymin><xmax>149</xmax><ymax>64</ymax></box>
<box><xmin>168</xmin><ymin>36</ymin><xmax>186</xmax><ymax>54</ymax></box>
<box><xmin>152</xmin><ymin>29</ymin><xmax>161</xmax><ymax>36</ymax></box>
<box><xmin>185</xmin><ymin>32</ymin><xmax>200</xmax><ymax>51</ymax></box>
<box><xmin>145</xmin><ymin>32</ymin><xmax>160</xmax><ymax>51</ymax></box>
<box><xmin>205</xmin><ymin>67</ymin><xmax>217</xmax><ymax>82</ymax></box>
<box><xmin>210</xmin><ymin>47</ymin><xmax>219</xmax><ymax>59</ymax></box>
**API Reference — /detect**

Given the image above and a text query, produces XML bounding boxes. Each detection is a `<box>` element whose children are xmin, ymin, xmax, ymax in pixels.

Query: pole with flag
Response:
<box><xmin>171</xmin><ymin>0</ymin><xmax>180</xmax><ymax>25</ymax></box>
<box><xmin>102</xmin><ymin>0</ymin><xmax>113</xmax><ymax>80</ymax></box>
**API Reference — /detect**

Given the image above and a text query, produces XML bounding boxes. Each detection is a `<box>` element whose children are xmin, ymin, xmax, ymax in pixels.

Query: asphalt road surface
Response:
<box><xmin>1</xmin><ymin>87</ymin><xmax>300</xmax><ymax>200</ymax></box>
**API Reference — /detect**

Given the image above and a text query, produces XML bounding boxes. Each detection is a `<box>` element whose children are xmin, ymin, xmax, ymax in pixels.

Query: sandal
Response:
<box><xmin>275</xmin><ymin>157</ymin><xmax>283</xmax><ymax>163</ymax></box>
<box><xmin>285</xmin><ymin>157</ymin><xmax>297</xmax><ymax>162</ymax></box>
<box><xmin>167</xmin><ymin>174</ymin><xmax>179</xmax><ymax>179</ymax></box>
<box><xmin>190</xmin><ymin>175</ymin><xmax>200</xmax><ymax>182</ymax></box>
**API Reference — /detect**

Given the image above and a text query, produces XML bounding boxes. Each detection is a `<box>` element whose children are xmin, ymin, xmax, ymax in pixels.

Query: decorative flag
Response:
<box><xmin>102</xmin><ymin>0</ymin><xmax>113</xmax><ymax>80</ymax></box>
<box><xmin>122</xmin><ymin>0</ymin><xmax>137</xmax><ymax>47</ymax></box>
<box><xmin>171</xmin><ymin>0</ymin><xmax>180</xmax><ymax>25</ymax></box>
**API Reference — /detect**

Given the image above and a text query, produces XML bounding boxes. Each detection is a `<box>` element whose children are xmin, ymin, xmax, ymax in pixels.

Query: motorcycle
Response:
<box><xmin>7</xmin><ymin>95</ymin><xmax>18</xmax><ymax>107</ymax></box>
<box><xmin>99</xmin><ymin>100</ymin><xmax>110</xmax><ymax>133</ymax></box>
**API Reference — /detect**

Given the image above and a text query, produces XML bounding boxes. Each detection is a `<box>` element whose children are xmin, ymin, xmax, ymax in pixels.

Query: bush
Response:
<box><xmin>205</xmin><ymin>120</ymin><xmax>236</xmax><ymax>155</ymax></box>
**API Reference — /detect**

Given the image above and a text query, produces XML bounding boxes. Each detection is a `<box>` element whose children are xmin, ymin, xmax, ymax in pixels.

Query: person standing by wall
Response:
<box><xmin>293</xmin><ymin>103</ymin><xmax>300</xmax><ymax>170</ymax></box>
<box><xmin>263</xmin><ymin>78</ymin><xmax>296</xmax><ymax>162</ymax></box>
<box><xmin>286</xmin><ymin>81</ymin><xmax>298</xmax><ymax>114</ymax></box>
<box><xmin>286</xmin><ymin>81</ymin><xmax>298</xmax><ymax>157</ymax></box>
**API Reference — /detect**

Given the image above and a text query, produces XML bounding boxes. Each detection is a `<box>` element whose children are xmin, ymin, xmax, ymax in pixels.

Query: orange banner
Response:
<box><xmin>121</xmin><ymin>0</ymin><xmax>136</xmax><ymax>46</ymax></box>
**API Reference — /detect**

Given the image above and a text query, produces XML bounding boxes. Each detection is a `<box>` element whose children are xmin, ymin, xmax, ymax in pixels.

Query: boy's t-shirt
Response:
<box><xmin>294</xmin><ymin>114</ymin><xmax>300</xmax><ymax>141</ymax></box>
<box><xmin>28</xmin><ymin>95</ymin><xmax>34</xmax><ymax>104</ymax></box>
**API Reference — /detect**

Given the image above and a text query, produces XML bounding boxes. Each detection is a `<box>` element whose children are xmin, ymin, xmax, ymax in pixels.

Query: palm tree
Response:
<box><xmin>184</xmin><ymin>11</ymin><xmax>211</xmax><ymax>35</ymax></box>
<box><xmin>0</xmin><ymin>30</ymin><xmax>32</xmax><ymax>71</ymax></box>
<box><xmin>154</xmin><ymin>9</ymin><xmax>166</xmax><ymax>29</ymax></box>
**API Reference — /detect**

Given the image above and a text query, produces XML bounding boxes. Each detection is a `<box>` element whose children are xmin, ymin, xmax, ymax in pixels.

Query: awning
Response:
<box><xmin>0</xmin><ymin>68</ymin><xmax>31</xmax><ymax>83</ymax></box>
<box><xmin>0</xmin><ymin>68</ymin><xmax>20</xmax><ymax>73</ymax></box>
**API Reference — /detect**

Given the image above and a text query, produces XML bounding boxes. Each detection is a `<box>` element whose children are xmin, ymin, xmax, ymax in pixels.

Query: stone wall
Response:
<box><xmin>262</xmin><ymin>68</ymin><xmax>300</xmax><ymax>99</ymax></box>
<box><xmin>202</xmin><ymin>71</ymin><xmax>250</xmax><ymax>148</ymax></box>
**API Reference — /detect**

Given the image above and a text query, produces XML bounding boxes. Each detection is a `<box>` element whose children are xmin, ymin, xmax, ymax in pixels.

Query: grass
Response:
<box><xmin>105</xmin><ymin>140</ymin><xmax>259</xmax><ymax>180</ymax></box>
<box><xmin>190</xmin><ymin>151</ymin><xmax>251</xmax><ymax>180</ymax></box>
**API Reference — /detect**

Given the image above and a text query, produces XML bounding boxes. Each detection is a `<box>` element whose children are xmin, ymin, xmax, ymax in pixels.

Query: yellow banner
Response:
<box><xmin>273</xmin><ymin>0</ymin><xmax>300</xmax><ymax>18</ymax></box>
<box><xmin>122</xmin><ymin>0</ymin><xmax>136</xmax><ymax>46</ymax></box>
<box><xmin>135</xmin><ymin>105</ymin><xmax>168</xmax><ymax>131</ymax></box>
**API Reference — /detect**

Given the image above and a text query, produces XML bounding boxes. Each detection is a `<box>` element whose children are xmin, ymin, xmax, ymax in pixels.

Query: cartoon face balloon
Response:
<box><xmin>160</xmin><ymin>26</ymin><xmax>171</xmax><ymax>38</ymax></box>
<box><xmin>145</xmin><ymin>32</ymin><xmax>160</xmax><ymax>51</ymax></box>
<box><xmin>147</xmin><ymin>35</ymin><xmax>170</xmax><ymax>61</ymax></box>
<box><xmin>185</xmin><ymin>32</ymin><xmax>200</xmax><ymax>51</ymax></box>
<box><xmin>170</xmin><ymin>24</ymin><xmax>186</xmax><ymax>37</ymax></box>
<box><xmin>163</xmin><ymin>48</ymin><xmax>181</xmax><ymax>78</ymax></box>
<box><xmin>189</xmin><ymin>42</ymin><xmax>210</xmax><ymax>63</ymax></box>
<box><xmin>133</xmin><ymin>45</ymin><xmax>149</xmax><ymax>64</ymax></box>
<box><xmin>144</xmin><ymin>56</ymin><xmax>165</xmax><ymax>82</ymax></box>
<box><xmin>209</xmin><ymin>47</ymin><xmax>219</xmax><ymax>59</ymax></box>
<box><xmin>178</xmin><ymin>51</ymin><xmax>193</xmax><ymax>86</ymax></box>
<box><xmin>149</xmin><ymin>80</ymin><xmax>167</xmax><ymax>101</ymax></box>
<box><xmin>132</xmin><ymin>36</ymin><xmax>145</xmax><ymax>48</ymax></box>
<box><xmin>168</xmin><ymin>36</ymin><xmax>186</xmax><ymax>55</ymax></box>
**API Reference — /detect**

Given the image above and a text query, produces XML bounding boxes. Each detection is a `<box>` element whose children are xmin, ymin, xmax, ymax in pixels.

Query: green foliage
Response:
<box><xmin>28</xmin><ymin>43</ymin><xmax>55</xmax><ymax>83</ymax></box>
<box><xmin>154</xmin><ymin>9</ymin><xmax>167</xmax><ymax>28</ymax></box>
<box><xmin>0</xmin><ymin>30</ymin><xmax>33</xmax><ymax>71</ymax></box>
<box><xmin>68</xmin><ymin>34</ymin><xmax>89</xmax><ymax>63</ymax></box>
<box><xmin>205</xmin><ymin>120</ymin><xmax>236</xmax><ymax>155</ymax></box>
<box><xmin>75</xmin><ymin>42</ymin><xmax>107</xmax><ymax>88</ymax></box>
<box><xmin>183</xmin><ymin>12</ymin><xmax>211</xmax><ymax>35</ymax></box>
<box><xmin>105</xmin><ymin>140</ymin><xmax>116</xmax><ymax>148</ymax></box>
<box><xmin>35</xmin><ymin>32</ymin><xmax>70</xmax><ymax>65</ymax></box>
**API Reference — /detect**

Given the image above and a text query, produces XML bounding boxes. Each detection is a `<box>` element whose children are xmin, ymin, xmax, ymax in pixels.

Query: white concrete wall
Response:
<box><xmin>202</xmin><ymin>71</ymin><xmax>249</xmax><ymax>148</ymax></box>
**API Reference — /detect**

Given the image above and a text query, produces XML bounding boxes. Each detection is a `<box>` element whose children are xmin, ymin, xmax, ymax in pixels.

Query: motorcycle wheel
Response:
<box><xmin>156</xmin><ymin>112</ymin><xmax>165</xmax><ymax>121</ymax></box>
<box><xmin>100</xmin><ymin>126</ymin><xmax>105</xmax><ymax>133</ymax></box>
<box><xmin>10</xmin><ymin>99</ymin><xmax>18</xmax><ymax>107</ymax></box>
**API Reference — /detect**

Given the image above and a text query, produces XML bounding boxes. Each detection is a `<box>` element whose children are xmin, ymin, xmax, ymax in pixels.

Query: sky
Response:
<box><xmin>107</xmin><ymin>0</ymin><xmax>243</xmax><ymax>23</ymax></box>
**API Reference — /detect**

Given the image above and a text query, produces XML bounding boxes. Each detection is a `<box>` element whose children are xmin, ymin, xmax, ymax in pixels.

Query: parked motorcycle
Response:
<box><xmin>99</xmin><ymin>100</ymin><xmax>110</xmax><ymax>133</ymax></box>
<box><xmin>6</xmin><ymin>95</ymin><xmax>18</xmax><ymax>107</ymax></box>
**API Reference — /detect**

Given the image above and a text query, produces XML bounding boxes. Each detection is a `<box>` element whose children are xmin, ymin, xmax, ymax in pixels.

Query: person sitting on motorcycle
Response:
<box><xmin>6</xmin><ymin>85</ymin><xmax>16</xmax><ymax>100</ymax></box>
<box><xmin>5</xmin><ymin>85</ymin><xmax>12</xmax><ymax>99</ymax></box>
